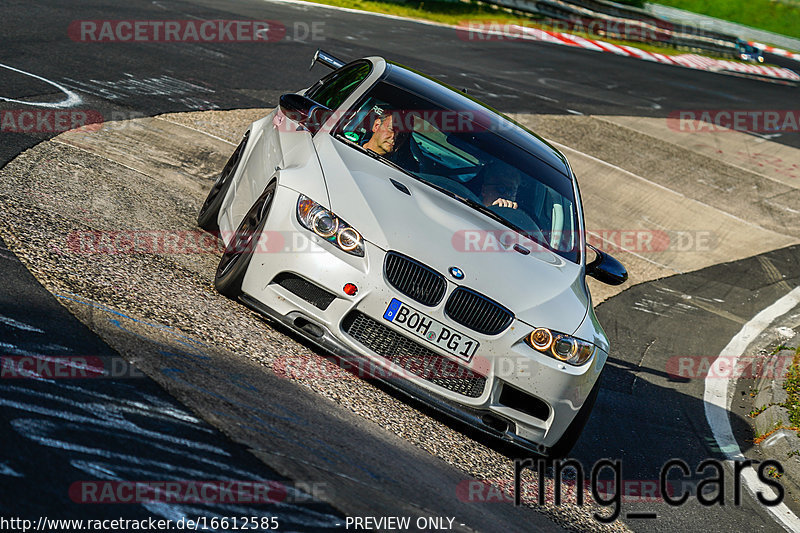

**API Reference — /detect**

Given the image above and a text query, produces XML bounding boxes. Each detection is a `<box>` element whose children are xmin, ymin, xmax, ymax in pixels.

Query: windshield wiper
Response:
<box><xmin>460</xmin><ymin>197</ymin><xmax>550</xmax><ymax>252</ymax></box>
<box><xmin>460</xmin><ymin>197</ymin><xmax>509</xmax><ymax>226</ymax></box>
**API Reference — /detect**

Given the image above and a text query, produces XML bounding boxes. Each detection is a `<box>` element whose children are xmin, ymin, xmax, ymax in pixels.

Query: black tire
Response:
<box><xmin>545</xmin><ymin>378</ymin><xmax>601</xmax><ymax>459</ymax></box>
<box><xmin>197</xmin><ymin>132</ymin><xmax>249</xmax><ymax>231</ymax></box>
<box><xmin>214</xmin><ymin>181</ymin><xmax>277</xmax><ymax>298</ymax></box>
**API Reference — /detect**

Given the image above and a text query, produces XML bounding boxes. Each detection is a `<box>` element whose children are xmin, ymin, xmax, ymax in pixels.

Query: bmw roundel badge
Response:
<box><xmin>449</xmin><ymin>267</ymin><xmax>464</xmax><ymax>280</ymax></box>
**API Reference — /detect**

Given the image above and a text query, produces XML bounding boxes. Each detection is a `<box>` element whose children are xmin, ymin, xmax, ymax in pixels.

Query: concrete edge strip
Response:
<box><xmin>548</xmin><ymin>140</ymin><xmax>794</xmax><ymax>238</ymax></box>
<box><xmin>591</xmin><ymin>116</ymin><xmax>800</xmax><ymax>190</ymax></box>
<box><xmin>158</xmin><ymin>117</ymin><xmax>237</xmax><ymax>146</ymax></box>
<box><xmin>704</xmin><ymin>286</ymin><xmax>800</xmax><ymax>532</ymax></box>
<box><xmin>51</xmin><ymin>138</ymin><xmax>155</xmax><ymax>179</ymax></box>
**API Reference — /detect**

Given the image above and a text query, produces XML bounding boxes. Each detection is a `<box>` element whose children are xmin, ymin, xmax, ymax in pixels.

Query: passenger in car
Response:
<box><xmin>480</xmin><ymin>161</ymin><xmax>522</xmax><ymax>209</ymax></box>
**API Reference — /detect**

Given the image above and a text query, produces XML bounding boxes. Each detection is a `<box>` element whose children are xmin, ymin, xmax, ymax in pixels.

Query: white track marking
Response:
<box><xmin>0</xmin><ymin>462</ymin><xmax>23</xmax><ymax>477</ymax></box>
<box><xmin>52</xmin><ymin>139</ymin><xmax>157</xmax><ymax>179</ymax></box>
<box><xmin>704</xmin><ymin>286</ymin><xmax>800</xmax><ymax>532</ymax></box>
<box><xmin>0</xmin><ymin>63</ymin><xmax>82</xmax><ymax>108</ymax></box>
<box><xmin>159</xmin><ymin>117</ymin><xmax>236</xmax><ymax>145</ymax></box>
<box><xmin>0</xmin><ymin>315</ymin><xmax>44</xmax><ymax>333</ymax></box>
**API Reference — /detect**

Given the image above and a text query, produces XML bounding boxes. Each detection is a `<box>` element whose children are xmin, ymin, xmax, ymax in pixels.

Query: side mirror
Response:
<box><xmin>586</xmin><ymin>244</ymin><xmax>628</xmax><ymax>286</ymax></box>
<box><xmin>279</xmin><ymin>93</ymin><xmax>332</xmax><ymax>134</ymax></box>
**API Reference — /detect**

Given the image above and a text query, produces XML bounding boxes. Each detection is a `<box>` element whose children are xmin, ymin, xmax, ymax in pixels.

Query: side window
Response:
<box><xmin>306</xmin><ymin>61</ymin><xmax>371</xmax><ymax>110</ymax></box>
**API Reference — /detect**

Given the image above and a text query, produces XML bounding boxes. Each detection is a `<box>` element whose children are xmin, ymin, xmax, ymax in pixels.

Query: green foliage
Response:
<box><xmin>615</xmin><ymin>0</ymin><xmax>645</xmax><ymax>7</ymax></box>
<box><xmin>771</xmin><ymin>344</ymin><xmax>795</xmax><ymax>355</ymax></box>
<box><xmin>765</xmin><ymin>466</ymin><xmax>783</xmax><ymax>479</ymax></box>
<box><xmin>302</xmin><ymin>0</ymin><xmax>531</xmax><ymax>25</ymax></box>
<box><xmin>783</xmin><ymin>354</ymin><xmax>800</xmax><ymax>427</ymax></box>
<box><xmin>651</xmin><ymin>0</ymin><xmax>800</xmax><ymax>40</ymax></box>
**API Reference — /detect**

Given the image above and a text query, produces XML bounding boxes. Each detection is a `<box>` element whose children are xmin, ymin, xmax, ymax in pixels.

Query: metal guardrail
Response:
<box><xmin>647</xmin><ymin>3</ymin><xmax>800</xmax><ymax>53</ymax></box>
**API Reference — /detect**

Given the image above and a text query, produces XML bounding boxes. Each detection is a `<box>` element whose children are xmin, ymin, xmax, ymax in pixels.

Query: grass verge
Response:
<box><xmin>784</xmin><ymin>347</ymin><xmax>800</xmax><ymax>427</ymax></box>
<box><xmin>750</xmin><ymin>345</ymin><xmax>800</xmax><ymax>446</ymax></box>
<box><xmin>300</xmin><ymin>0</ymin><xmax>530</xmax><ymax>25</ymax></box>
<box><xmin>651</xmin><ymin>0</ymin><xmax>800</xmax><ymax>40</ymax></box>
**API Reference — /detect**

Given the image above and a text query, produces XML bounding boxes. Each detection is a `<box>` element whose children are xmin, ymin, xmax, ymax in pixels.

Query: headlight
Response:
<box><xmin>525</xmin><ymin>327</ymin><xmax>594</xmax><ymax>366</ymax></box>
<box><xmin>528</xmin><ymin>328</ymin><xmax>553</xmax><ymax>351</ymax></box>
<box><xmin>312</xmin><ymin>210</ymin><xmax>338</xmax><ymax>238</ymax></box>
<box><xmin>297</xmin><ymin>195</ymin><xmax>364</xmax><ymax>257</ymax></box>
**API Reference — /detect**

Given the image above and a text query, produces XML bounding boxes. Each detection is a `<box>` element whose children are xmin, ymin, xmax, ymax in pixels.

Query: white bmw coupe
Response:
<box><xmin>198</xmin><ymin>50</ymin><xmax>627</xmax><ymax>458</ymax></box>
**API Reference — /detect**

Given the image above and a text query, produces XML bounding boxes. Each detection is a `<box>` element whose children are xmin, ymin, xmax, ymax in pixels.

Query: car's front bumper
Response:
<box><xmin>239</xmin><ymin>184</ymin><xmax>604</xmax><ymax>452</ymax></box>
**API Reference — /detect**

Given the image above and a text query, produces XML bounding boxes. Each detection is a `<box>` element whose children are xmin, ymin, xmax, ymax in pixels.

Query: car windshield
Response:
<box><xmin>333</xmin><ymin>80</ymin><xmax>580</xmax><ymax>263</ymax></box>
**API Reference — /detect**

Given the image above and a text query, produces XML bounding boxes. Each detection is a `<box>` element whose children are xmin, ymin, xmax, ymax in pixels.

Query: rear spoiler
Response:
<box><xmin>309</xmin><ymin>49</ymin><xmax>345</xmax><ymax>71</ymax></box>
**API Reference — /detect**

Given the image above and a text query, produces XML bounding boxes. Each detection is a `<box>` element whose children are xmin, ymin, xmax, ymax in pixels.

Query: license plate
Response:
<box><xmin>383</xmin><ymin>298</ymin><xmax>479</xmax><ymax>362</ymax></box>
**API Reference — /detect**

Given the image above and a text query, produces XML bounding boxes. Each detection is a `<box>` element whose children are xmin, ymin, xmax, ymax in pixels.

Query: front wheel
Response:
<box><xmin>214</xmin><ymin>181</ymin><xmax>276</xmax><ymax>298</ymax></box>
<box><xmin>197</xmin><ymin>132</ymin><xmax>249</xmax><ymax>231</ymax></box>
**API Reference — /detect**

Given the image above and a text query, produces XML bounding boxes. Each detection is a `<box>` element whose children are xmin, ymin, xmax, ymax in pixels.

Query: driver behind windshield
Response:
<box><xmin>363</xmin><ymin>107</ymin><xmax>397</xmax><ymax>156</ymax></box>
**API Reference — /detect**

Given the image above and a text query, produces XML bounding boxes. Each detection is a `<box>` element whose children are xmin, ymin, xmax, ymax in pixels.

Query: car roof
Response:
<box><xmin>382</xmin><ymin>61</ymin><xmax>571</xmax><ymax>178</ymax></box>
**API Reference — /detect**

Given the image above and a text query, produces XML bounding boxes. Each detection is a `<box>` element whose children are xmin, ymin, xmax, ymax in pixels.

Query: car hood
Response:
<box><xmin>314</xmin><ymin>135</ymin><xmax>590</xmax><ymax>334</ymax></box>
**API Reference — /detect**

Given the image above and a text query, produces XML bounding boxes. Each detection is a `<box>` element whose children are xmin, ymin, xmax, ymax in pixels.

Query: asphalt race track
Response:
<box><xmin>1</xmin><ymin>0</ymin><xmax>800</xmax><ymax>532</ymax></box>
